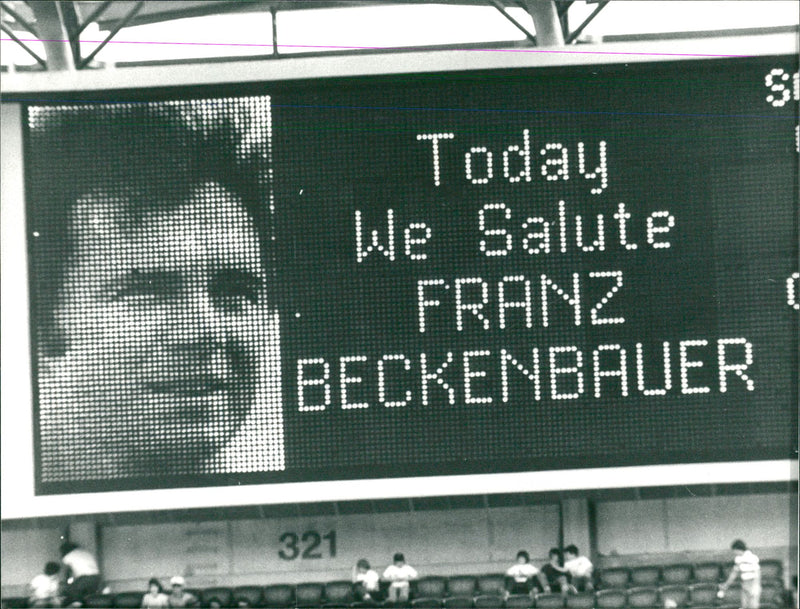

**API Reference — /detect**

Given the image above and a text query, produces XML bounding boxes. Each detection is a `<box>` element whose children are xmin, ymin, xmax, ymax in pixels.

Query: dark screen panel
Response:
<box><xmin>24</xmin><ymin>55</ymin><xmax>798</xmax><ymax>494</ymax></box>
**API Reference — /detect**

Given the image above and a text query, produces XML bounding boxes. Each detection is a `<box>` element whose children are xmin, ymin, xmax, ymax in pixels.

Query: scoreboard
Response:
<box><xmin>1</xmin><ymin>34</ymin><xmax>797</xmax><ymax>514</ymax></box>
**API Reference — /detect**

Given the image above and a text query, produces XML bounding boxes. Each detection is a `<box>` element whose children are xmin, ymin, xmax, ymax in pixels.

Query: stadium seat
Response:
<box><xmin>324</xmin><ymin>580</ymin><xmax>355</xmax><ymax>606</ymax></box>
<box><xmin>659</xmin><ymin>584</ymin><xmax>689</xmax><ymax>607</ymax></box>
<box><xmin>476</xmin><ymin>575</ymin><xmax>506</xmax><ymax>596</ymax></box>
<box><xmin>688</xmin><ymin>583</ymin><xmax>718</xmax><ymax>606</ymax></box>
<box><xmin>693</xmin><ymin>564</ymin><xmax>721</xmax><ymax>583</ymax></box>
<box><xmin>411</xmin><ymin>599</ymin><xmax>443</xmax><ymax>608</ymax></box>
<box><xmin>595</xmin><ymin>589</ymin><xmax>627</xmax><ymax>609</ymax></box>
<box><xmin>83</xmin><ymin>593</ymin><xmax>116</xmax><ymax>608</ymax></box>
<box><xmin>717</xmin><ymin>583</ymin><xmax>741</xmax><ymax>609</ymax></box>
<box><xmin>202</xmin><ymin>587</ymin><xmax>233</xmax><ymax>607</ymax></box>
<box><xmin>505</xmin><ymin>594</ymin><xmax>534</xmax><ymax>608</ymax></box>
<box><xmin>759</xmin><ymin>560</ymin><xmax>783</xmax><ymax>581</ymax></box>
<box><xmin>661</xmin><ymin>565</ymin><xmax>693</xmax><ymax>586</ymax></box>
<box><xmin>627</xmin><ymin>586</ymin><xmax>660</xmax><ymax>608</ymax></box>
<box><xmin>232</xmin><ymin>586</ymin><xmax>264</xmax><ymax>607</ymax></box>
<box><xmin>263</xmin><ymin>584</ymin><xmax>294</xmax><ymax>608</ymax></box>
<box><xmin>598</xmin><ymin>568</ymin><xmax>629</xmax><ymax>589</ymax></box>
<box><xmin>447</xmin><ymin>576</ymin><xmax>477</xmax><ymax>598</ymax></box>
<box><xmin>442</xmin><ymin>597</ymin><xmax>475</xmax><ymax>609</ymax></box>
<box><xmin>761</xmin><ymin>579</ymin><xmax>785</xmax><ymax>608</ymax></box>
<box><xmin>0</xmin><ymin>598</ymin><xmax>28</xmax><ymax>609</ymax></box>
<box><xmin>114</xmin><ymin>591</ymin><xmax>145</xmax><ymax>608</ymax></box>
<box><xmin>415</xmin><ymin>577</ymin><xmax>448</xmax><ymax>599</ymax></box>
<box><xmin>186</xmin><ymin>589</ymin><xmax>204</xmax><ymax>606</ymax></box>
<box><xmin>473</xmin><ymin>594</ymin><xmax>505</xmax><ymax>608</ymax></box>
<box><xmin>630</xmin><ymin>567</ymin><xmax>661</xmax><ymax>587</ymax></box>
<box><xmin>565</xmin><ymin>593</ymin><xmax>595</xmax><ymax>608</ymax></box>
<box><xmin>296</xmin><ymin>583</ymin><xmax>325</xmax><ymax>607</ymax></box>
<box><xmin>535</xmin><ymin>592</ymin><xmax>566</xmax><ymax>608</ymax></box>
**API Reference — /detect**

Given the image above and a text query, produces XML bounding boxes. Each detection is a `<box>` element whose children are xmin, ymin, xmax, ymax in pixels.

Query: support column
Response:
<box><xmin>28</xmin><ymin>1</ymin><xmax>74</xmax><ymax>70</ymax></box>
<box><xmin>561</xmin><ymin>497</ymin><xmax>591</xmax><ymax>556</ymax></box>
<box><xmin>522</xmin><ymin>0</ymin><xmax>564</xmax><ymax>47</ymax></box>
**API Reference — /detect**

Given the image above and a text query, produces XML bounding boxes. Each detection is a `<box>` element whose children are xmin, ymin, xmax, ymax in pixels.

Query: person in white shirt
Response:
<box><xmin>60</xmin><ymin>542</ymin><xmax>101</xmax><ymax>606</ymax></box>
<box><xmin>29</xmin><ymin>561</ymin><xmax>62</xmax><ymax>608</ymax></box>
<box><xmin>352</xmin><ymin>559</ymin><xmax>381</xmax><ymax>602</ymax></box>
<box><xmin>719</xmin><ymin>539</ymin><xmax>761</xmax><ymax>609</ymax></box>
<box><xmin>564</xmin><ymin>545</ymin><xmax>594</xmax><ymax>592</ymax></box>
<box><xmin>505</xmin><ymin>550</ymin><xmax>550</xmax><ymax>597</ymax></box>
<box><xmin>382</xmin><ymin>552</ymin><xmax>418</xmax><ymax>604</ymax></box>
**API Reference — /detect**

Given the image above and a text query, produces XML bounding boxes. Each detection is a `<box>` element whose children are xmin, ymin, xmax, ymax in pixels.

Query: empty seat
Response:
<box><xmin>114</xmin><ymin>591</ymin><xmax>145</xmax><ymax>608</ymax></box>
<box><xmin>535</xmin><ymin>592</ymin><xmax>566</xmax><ymax>608</ymax></box>
<box><xmin>232</xmin><ymin>586</ymin><xmax>263</xmax><ymax>607</ymax></box>
<box><xmin>595</xmin><ymin>589</ymin><xmax>627</xmax><ymax>609</ymax></box>
<box><xmin>630</xmin><ymin>567</ymin><xmax>661</xmax><ymax>588</ymax></box>
<box><xmin>447</xmin><ymin>576</ymin><xmax>477</xmax><ymax>598</ymax></box>
<box><xmin>263</xmin><ymin>584</ymin><xmax>294</xmax><ymax>608</ymax></box>
<box><xmin>627</xmin><ymin>586</ymin><xmax>660</xmax><ymax>608</ymax></box>
<box><xmin>415</xmin><ymin>577</ymin><xmax>448</xmax><ymax>599</ymax></box>
<box><xmin>693</xmin><ymin>563</ymin><xmax>721</xmax><ymax>583</ymax></box>
<box><xmin>661</xmin><ymin>565</ymin><xmax>693</xmax><ymax>586</ymax></box>
<box><xmin>296</xmin><ymin>583</ymin><xmax>325</xmax><ymax>607</ymax></box>
<box><xmin>598</xmin><ymin>568</ymin><xmax>629</xmax><ymax>589</ymax></box>
<box><xmin>659</xmin><ymin>584</ymin><xmax>689</xmax><ymax>607</ymax></box>
<box><xmin>202</xmin><ymin>586</ymin><xmax>233</xmax><ymax>607</ymax></box>
<box><xmin>565</xmin><ymin>593</ymin><xmax>595</xmax><ymax>609</ymax></box>
<box><xmin>760</xmin><ymin>560</ymin><xmax>783</xmax><ymax>581</ymax></box>
<box><xmin>505</xmin><ymin>594</ymin><xmax>534</xmax><ymax>608</ymax></box>
<box><xmin>474</xmin><ymin>594</ymin><xmax>505</xmax><ymax>608</ymax></box>
<box><xmin>83</xmin><ymin>593</ymin><xmax>116</xmax><ymax>608</ymax></box>
<box><xmin>442</xmin><ymin>597</ymin><xmax>475</xmax><ymax>609</ymax></box>
<box><xmin>323</xmin><ymin>580</ymin><xmax>354</xmax><ymax>605</ymax></box>
<box><xmin>412</xmin><ymin>599</ymin><xmax>443</xmax><ymax>608</ymax></box>
<box><xmin>688</xmin><ymin>583</ymin><xmax>718</xmax><ymax>606</ymax></box>
<box><xmin>761</xmin><ymin>579</ymin><xmax>785</xmax><ymax>608</ymax></box>
<box><xmin>476</xmin><ymin>575</ymin><xmax>506</xmax><ymax>596</ymax></box>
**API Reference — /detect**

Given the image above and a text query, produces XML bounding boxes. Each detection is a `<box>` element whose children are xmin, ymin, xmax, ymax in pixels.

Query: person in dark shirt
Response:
<box><xmin>540</xmin><ymin>548</ymin><xmax>572</xmax><ymax>595</ymax></box>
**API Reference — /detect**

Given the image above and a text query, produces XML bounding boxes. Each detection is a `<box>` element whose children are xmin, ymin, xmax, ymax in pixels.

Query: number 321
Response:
<box><xmin>279</xmin><ymin>530</ymin><xmax>337</xmax><ymax>560</ymax></box>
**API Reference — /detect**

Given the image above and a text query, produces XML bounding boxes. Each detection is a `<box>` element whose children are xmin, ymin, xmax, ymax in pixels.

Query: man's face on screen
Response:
<box><xmin>45</xmin><ymin>181</ymin><xmax>273</xmax><ymax>476</ymax></box>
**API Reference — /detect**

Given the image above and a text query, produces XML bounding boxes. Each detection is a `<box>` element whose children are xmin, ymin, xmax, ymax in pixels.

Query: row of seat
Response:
<box><xmin>596</xmin><ymin>561</ymin><xmax>783</xmax><ymax>588</ymax></box>
<box><xmin>3</xmin><ymin>580</ymin><xmax>787</xmax><ymax>609</ymax></box>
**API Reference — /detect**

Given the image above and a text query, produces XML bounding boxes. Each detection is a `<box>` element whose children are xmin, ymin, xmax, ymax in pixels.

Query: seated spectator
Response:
<box><xmin>166</xmin><ymin>576</ymin><xmax>197</xmax><ymax>608</ymax></box>
<box><xmin>540</xmin><ymin>548</ymin><xmax>571</xmax><ymax>594</ymax></box>
<box><xmin>564</xmin><ymin>545</ymin><xmax>594</xmax><ymax>592</ymax></box>
<box><xmin>60</xmin><ymin>542</ymin><xmax>102</xmax><ymax>607</ymax></box>
<box><xmin>29</xmin><ymin>561</ymin><xmax>62</xmax><ymax>608</ymax></box>
<box><xmin>352</xmin><ymin>558</ymin><xmax>381</xmax><ymax>602</ymax></box>
<box><xmin>382</xmin><ymin>552</ymin><xmax>418</xmax><ymax>604</ymax></box>
<box><xmin>141</xmin><ymin>578</ymin><xmax>169</xmax><ymax>609</ymax></box>
<box><xmin>505</xmin><ymin>550</ymin><xmax>550</xmax><ymax>596</ymax></box>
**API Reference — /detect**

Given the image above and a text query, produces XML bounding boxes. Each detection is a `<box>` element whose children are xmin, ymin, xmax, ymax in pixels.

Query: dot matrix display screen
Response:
<box><xmin>23</xmin><ymin>55</ymin><xmax>798</xmax><ymax>495</ymax></box>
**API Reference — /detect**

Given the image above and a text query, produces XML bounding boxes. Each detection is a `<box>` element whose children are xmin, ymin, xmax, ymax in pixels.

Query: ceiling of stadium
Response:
<box><xmin>3</xmin><ymin>0</ymin><xmax>796</xmax><ymax>71</ymax></box>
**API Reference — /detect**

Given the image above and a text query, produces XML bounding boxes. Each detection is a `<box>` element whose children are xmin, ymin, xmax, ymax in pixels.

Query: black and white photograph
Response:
<box><xmin>1</xmin><ymin>2</ymin><xmax>797</xmax><ymax>609</ymax></box>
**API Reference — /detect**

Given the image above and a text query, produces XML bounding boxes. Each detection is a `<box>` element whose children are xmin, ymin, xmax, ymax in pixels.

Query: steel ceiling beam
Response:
<box><xmin>1</xmin><ymin>1</ymin><xmax>40</xmax><ymax>37</ymax></box>
<box><xmin>488</xmin><ymin>0</ymin><xmax>537</xmax><ymax>45</ymax></box>
<box><xmin>0</xmin><ymin>21</ymin><xmax>46</xmax><ymax>67</ymax></box>
<box><xmin>564</xmin><ymin>0</ymin><xmax>608</xmax><ymax>43</ymax></box>
<box><xmin>76</xmin><ymin>0</ymin><xmax>145</xmax><ymax>69</ymax></box>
